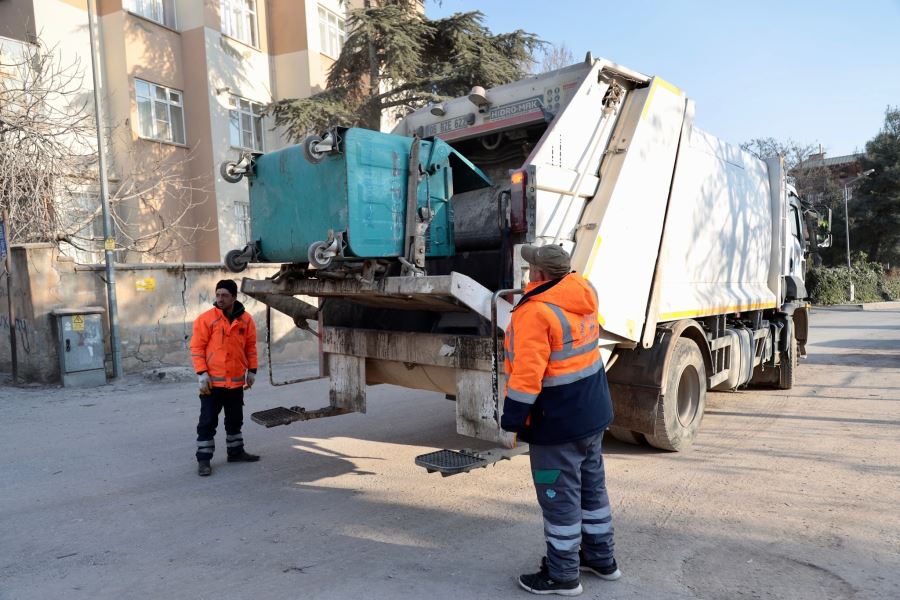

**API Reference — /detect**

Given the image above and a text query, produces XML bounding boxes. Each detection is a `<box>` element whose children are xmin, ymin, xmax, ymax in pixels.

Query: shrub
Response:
<box><xmin>883</xmin><ymin>273</ymin><xmax>900</xmax><ymax>300</ymax></box>
<box><xmin>807</xmin><ymin>258</ymin><xmax>891</xmax><ymax>305</ymax></box>
<box><xmin>852</xmin><ymin>261</ymin><xmax>884</xmax><ymax>302</ymax></box>
<box><xmin>807</xmin><ymin>266</ymin><xmax>851</xmax><ymax>305</ymax></box>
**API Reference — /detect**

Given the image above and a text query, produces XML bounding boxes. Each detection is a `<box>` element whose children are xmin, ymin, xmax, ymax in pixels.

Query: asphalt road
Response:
<box><xmin>1</xmin><ymin>307</ymin><xmax>898</xmax><ymax>599</ymax></box>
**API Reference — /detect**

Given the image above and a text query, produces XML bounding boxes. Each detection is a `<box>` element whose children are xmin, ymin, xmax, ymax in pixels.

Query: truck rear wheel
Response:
<box><xmin>646</xmin><ymin>337</ymin><xmax>706</xmax><ymax>452</ymax></box>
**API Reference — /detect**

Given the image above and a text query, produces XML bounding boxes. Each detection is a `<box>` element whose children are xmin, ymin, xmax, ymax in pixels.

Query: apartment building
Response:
<box><xmin>0</xmin><ymin>0</ymin><xmax>358</xmax><ymax>262</ymax></box>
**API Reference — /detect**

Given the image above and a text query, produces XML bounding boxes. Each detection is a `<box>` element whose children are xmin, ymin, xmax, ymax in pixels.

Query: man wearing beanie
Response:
<box><xmin>501</xmin><ymin>244</ymin><xmax>620</xmax><ymax>596</ymax></box>
<box><xmin>190</xmin><ymin>279</ymin><xmax>260</xmax><ymax>476</ymax></box>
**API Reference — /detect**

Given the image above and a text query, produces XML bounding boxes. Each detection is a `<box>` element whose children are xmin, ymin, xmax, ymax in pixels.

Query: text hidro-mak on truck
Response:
<box><xmin>220</xmin><ymin>54</ymin><xmax>831</xmax><ymax>475</ymax></box>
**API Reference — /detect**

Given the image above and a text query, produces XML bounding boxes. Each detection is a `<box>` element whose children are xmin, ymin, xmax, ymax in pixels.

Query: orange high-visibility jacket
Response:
<box><xmin>501</xmin><ymin>273</ymin><xmax>613</xmax><ymax>444</ymax></box>
<box><xmin>190</xmin><ymin>302</ymin><xmax>258</xmax><ymax>389</ymax></box>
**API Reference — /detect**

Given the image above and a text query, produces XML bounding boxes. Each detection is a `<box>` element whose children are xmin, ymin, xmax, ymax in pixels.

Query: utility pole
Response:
<box><xmin>86</xmin><ymin>0</ymin><xmax>123</xmax><ymax>379</ymax></box>
<box><xmin>2</xmin><ymin>211</ymin><xmax>17</xmax><ymax>384</ymax></box>
<box><xmin>842</xmin><ymin>168</ymin><xmax>875</xmax><ymax>303</ymax></box>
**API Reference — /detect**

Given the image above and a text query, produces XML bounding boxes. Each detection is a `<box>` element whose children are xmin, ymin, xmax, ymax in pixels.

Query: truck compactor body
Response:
<box><xmin>227</xmin><ymin>55</ymin><xmax>825</xmax><ymax>468</ymax></box>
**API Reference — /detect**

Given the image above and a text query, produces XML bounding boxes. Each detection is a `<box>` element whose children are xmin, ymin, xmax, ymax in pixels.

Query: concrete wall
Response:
<box><xmin>0</xmin><ymin>244</ymin><xmax>318</xmax><ymax>383</ymax></box>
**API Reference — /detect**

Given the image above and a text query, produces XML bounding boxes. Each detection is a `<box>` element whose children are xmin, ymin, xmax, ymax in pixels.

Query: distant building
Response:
<box><xmin>0</xmin><ymin>0</ymin><xmax>361</xmax><ymax>263</ymax></box>
<box><xmin>794</xmin><ymin>151</ymin><xmax>865</xmax><ymax>186</ymax></box>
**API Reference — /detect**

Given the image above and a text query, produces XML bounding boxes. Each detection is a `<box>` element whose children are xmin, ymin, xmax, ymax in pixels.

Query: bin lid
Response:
<box><xmin>51</xmin><ymin>306</ymin><xmax>106</xmax><ymax>316</ymax></box>
<box><xmin>428</xmin><ymin>138</ymin><xmax>493</xmax><ymax>194</ymax></box>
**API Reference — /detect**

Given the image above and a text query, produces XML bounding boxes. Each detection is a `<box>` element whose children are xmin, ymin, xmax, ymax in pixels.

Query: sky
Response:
<box><xmin>427</xmin><ymin>0</ymin><xmax>900</xmax><ymax>157</ymax></box>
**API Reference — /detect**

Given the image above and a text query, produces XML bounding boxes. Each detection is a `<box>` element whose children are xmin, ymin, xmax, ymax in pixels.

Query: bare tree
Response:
<box><xmin>535</xmin><ymin>43</ymin><xmax>575</xmax><ymax>74</ymax></box>
<box><xmin>740</xmin><ymin>137</ymin><xmax>819</xmax><ymax>172</ymax></box>
<box><xmin>741</xmin><ymin>136</ymin><xmax>846</xmax><ymax>265</ymax></box>
<box><xmin>60</xmin><ymin>134</ymin><xmax>212</xmax><ymax>260</ymax></box>
<box><xmin>0</xmin><ymin>38</ymin><xmax>209</xmax><ymax>262</ymax></box>
<box><xmin>740</xmin><ymin>137</ymin><xmax>841</xmax><ymax>206</ymax></box>
<box><xmin>0</xmin><ymin>38</ymin><xmax>94</xmax><ymax>244</ymax></box>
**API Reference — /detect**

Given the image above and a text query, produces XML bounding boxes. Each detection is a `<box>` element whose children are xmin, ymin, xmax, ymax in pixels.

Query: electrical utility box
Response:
<box><xmin>52</xmin><ymin>307</ymin><xmax>107</xmax><ymax>387</ymax></box>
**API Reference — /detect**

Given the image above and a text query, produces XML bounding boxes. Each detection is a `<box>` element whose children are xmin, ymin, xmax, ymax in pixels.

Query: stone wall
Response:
<box><xmin>0</xmin><ymin>244</ymin><xmax>318</xmax><ymax>383</ymax></box>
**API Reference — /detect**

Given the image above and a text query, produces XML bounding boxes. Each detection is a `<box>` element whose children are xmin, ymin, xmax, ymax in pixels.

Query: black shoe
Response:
<box><xmin>578</xmin><ymin>550</ymin><xmax>621</xmax><ymax>581</ymax></box>
<box><xmin>227</xmin><ymin>451</ymin><xmax>260</xmax><ymax>462</ymax></box>
<box><xmin>198</xmin><ymin>460</ymin><xmax>212</xmax><ymax>476</ymax></box>
<box><xmin>517</xmin><ymin>558</ymin><xmax>582</xmax><ymax>596</ymax></box>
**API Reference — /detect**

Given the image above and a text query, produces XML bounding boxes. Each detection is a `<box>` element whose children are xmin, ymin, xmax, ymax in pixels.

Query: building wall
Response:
<box><xmin>6</xmin><ymin>0</ymin><xmax>361</xmax><ymax>264</ymax></box>
<box><xmin>204</xmin><ymin>25</ymin><xmax>280</xmax><ymax>260</ymax></box>
<box><xmin>0</xmin><ymin>244</ymin><xmax>319</xmax><ymax>382</ymax></box>
<box><xmin>0</xmin><ymin>0</ymin><xmax>37</xmax><ymax>43</ymax></box>
<box><xmin>1</xmin><ymin>0</ymin><xmax>100</xmax><ymax>261</ymax></box>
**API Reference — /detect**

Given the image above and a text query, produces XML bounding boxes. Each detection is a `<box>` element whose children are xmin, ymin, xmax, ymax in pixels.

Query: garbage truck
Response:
<box><xmin>220</xmin><ymin>54</ymin><xmax>830</xmax><ymax>474</ymax></box>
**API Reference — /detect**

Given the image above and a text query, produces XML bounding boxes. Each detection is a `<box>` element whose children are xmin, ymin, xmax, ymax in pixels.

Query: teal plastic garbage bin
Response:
<box><xmin>246</xmin><ymin>127</ymin><xmax>492</xmax><ymax>265</ymax></box>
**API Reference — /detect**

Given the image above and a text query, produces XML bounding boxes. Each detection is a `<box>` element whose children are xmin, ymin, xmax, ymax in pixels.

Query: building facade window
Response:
<box><xmin>68</xmin><ymin>191</ymin><xmax>105</xmax><ymax>264</ymax></box>
<box><xmin>135</xmin><ymin>79</ymin><xmax>186</xmax><ymax>145</ymax></box>
<box><xmin>221</xmin><ymin>0</ymin><xmax>258</xmax><ymax>47</ymax></box>
<box><xmin>234</xmin><ymin>201</ymin><xmax>252</xmax><ymax>244</ymax></box>
<box><xmin>228</xmin><ymin>95</ymin><xmax>264</xmax><ymax>151</ymax></box>
<box><xmin>318</xmin><ymin>6</ymin><xmax>346</xmax><ymax>59</ymax></box>
<box><xmin>126</xmin><ymin>0</ymin><xmax>177</xmax><ymax>29</ymax></box>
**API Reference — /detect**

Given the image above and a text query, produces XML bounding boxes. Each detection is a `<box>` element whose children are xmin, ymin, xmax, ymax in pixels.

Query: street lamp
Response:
<box><xmin>843</xmin><ymin>168</ymin><xmax>875</xmax><ymax>301</ymax></box>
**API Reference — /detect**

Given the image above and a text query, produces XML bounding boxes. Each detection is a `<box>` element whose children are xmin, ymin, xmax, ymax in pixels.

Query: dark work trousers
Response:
<box><xmin>529</xmin><ymin>432</ymin><xmax>615</xmax><ymax>582</ymax></box>
<box><xmin>195</xmin><ymin>387</ymin><xmax>244</xmax><ymax>462</ymax></box>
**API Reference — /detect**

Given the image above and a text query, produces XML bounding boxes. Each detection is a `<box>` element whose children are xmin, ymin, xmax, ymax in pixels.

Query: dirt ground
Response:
<box><xmin>1</xmin><ymin>306</ymin><xmax>898</xmax><ymax>600</ymax></box>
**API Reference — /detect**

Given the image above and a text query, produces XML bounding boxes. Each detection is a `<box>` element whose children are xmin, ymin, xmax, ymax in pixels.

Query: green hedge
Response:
<box><xmin>884</xmin><ymin>273</ymin><xmax>900</xmax><ymax>301</ymax></box>
<box><xmin>807</xmin><ymin>259</ymin><xmax>900</xmax><ymax>304</ymax></box>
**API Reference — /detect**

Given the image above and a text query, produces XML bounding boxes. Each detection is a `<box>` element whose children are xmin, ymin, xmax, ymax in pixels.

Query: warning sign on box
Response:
<box><xmin>135</xmin><ymin>277</ymin><xmax>156</xmax><ymax>292</ymax></box>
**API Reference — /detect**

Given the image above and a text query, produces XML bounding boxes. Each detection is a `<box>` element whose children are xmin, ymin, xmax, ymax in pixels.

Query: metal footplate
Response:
<box><xmin>251</xmin><ymin>406</ymin><xmax>353</xmax><ymax>428</ymax></box>
<box><xmin>415</xmin><ymin>444</ymin><xmax>529</xmax><ymax>477</ymax></box>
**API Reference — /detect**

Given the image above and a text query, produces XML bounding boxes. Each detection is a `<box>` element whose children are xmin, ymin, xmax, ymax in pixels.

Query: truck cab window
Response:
<box><xmin>789</xmin><ymin>206</ymin><xmax>801</xmax><ymax>241</ymax></box>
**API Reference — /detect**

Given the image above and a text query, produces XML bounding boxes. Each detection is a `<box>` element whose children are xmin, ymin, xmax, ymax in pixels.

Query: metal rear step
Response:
<box><xmin>251</xmin><ymin>406</ymin><xmax>353</xmax><ymax>428</ymax></box>
<box><xmin>415</xmin><ymin>444</ymin><xmax>528</xmax><ymax>476</ymax></box>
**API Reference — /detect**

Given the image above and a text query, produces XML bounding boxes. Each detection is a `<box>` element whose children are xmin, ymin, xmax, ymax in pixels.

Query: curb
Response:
<box><xmin>815</xmin><ymin>301</ymin><xmax>900</xmax><ymax>311</ymax></box>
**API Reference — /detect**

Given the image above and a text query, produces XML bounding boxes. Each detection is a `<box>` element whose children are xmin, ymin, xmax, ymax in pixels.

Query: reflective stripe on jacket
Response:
<box><xmin>190</xmin><ymin>302</ymin><xmax>258</xmax><ymax>389</ymax></box>
<box><xmin>500</xmin><ymin>272</ymin><xmax>613</xmax><ymax>445</ymax></box>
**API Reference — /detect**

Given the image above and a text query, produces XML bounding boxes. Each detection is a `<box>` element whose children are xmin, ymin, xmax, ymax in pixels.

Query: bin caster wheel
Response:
<box><xmin>307</xmin><ymin>241</ymin><xmax>334</xmax><ymax>269</ymax></box>
<box><xmin>303</xmin><ymin>135</ymin><xmax>326</xmax><ymax>164</ymax></box>
<box><xmin>225</xmin><ymin>249</ymin><xmax>250</xmax><ymax>272</ymax></box>
<box><xmin>220</xmin><ymin>161</ymin><xmax>244</xmax><ymax>183</ymax></box>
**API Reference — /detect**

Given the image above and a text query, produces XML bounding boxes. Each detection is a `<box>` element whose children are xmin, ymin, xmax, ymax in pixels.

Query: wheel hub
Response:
<box><xmin>676</xmin><ymin>365</ymin><xmax>700</xmax><ymax>427</ymax></box>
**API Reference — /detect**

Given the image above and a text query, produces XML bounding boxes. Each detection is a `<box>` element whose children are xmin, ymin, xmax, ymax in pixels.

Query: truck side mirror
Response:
<box><xmin>803</xmin><ymin>207</ymin><xmax>832</xmax><ymax>251</ymax></box>
<box><xmin>816</xmin><ymin>208</ymin><xmax>833</xmax><ymax>249</ymax></box>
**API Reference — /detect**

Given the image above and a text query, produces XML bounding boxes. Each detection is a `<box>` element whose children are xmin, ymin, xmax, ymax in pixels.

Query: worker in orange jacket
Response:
<box><xmin>191</xmin><ymin>279</ymin><xmax>260</xmax><ymax>476</ymax></box>
<box><xmin>501</xmin><ymin>245</ymin><xmax>620</xmax><ymax>596</ymax></box>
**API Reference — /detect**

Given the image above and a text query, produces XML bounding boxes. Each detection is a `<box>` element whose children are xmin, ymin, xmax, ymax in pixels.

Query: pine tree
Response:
<box><xmin>271</xmin><ymin>2</ymin><xmax>542</xmax><ymax>139</ymax></box>
<box><xmin>855</xmin><ymin>107</ymin><xmax>900</xmax><ymax>266</ymax></box>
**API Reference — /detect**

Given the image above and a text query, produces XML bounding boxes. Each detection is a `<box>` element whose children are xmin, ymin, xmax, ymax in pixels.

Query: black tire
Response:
<box><xmin>307</xmin><ymin>241</ymin><xmax>333</xmax><ymax>269</ymax></box>
<box><xmin>608</xmin><ymin>426</ymin><xmax>645</xmax><ymax>446</ymax></box>
<box><xmin>645</xmin><ymin>337</ymin><xmax>707</xmax><ymax>452</ymax></box>
<box><xmin>302</xmin><ymin>134</ymin><xmax>326</xmax><ymax>164</ymax></box>
<box><xmin>777</xmin><ymin>327</ymin><xmax>797</xmax><ymax>390</ymax></box>
<box><xmin>220</xmin><ymin>161</ymin><xmax>243</xmax><ymax>183</ymax></box>
<box><xmin>225</xmin><ymin>249</ymin><xmax>249</xmax><ymax>273</ymax></box>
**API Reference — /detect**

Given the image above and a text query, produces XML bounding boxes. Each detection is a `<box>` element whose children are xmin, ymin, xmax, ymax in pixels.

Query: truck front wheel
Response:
<box><xmin>777</xmin><ymin>327</ymin><xmax>797</xmax><ymax>390</ymax></box>
<box><xmin>646</xmin><ymin>337</ymin><xmax>707</xmax><ymax>451</ymax></box>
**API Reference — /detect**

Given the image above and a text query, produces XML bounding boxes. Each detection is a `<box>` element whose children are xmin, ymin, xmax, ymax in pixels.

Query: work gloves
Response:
<box><xmin>197</xmin><ymin>371</ymin><xmax>256</xmax><ymax>393</ymax></box>
<box><xmin>500</xmin><ymin>397</ymin><xmax>530</xmax><ymax>433</ymax></box>
<box><xmin>198</xmin><ymin>372</ymin><xmax>211</xmax><ymax>395</ymax></box>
